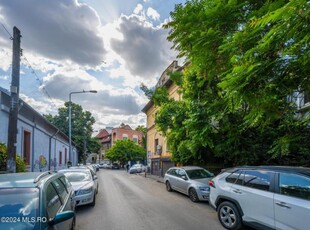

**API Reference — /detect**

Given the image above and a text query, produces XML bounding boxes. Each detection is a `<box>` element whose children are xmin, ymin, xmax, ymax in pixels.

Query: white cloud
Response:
<box><xmin>0</xmin><ymin>0</ymin><xmax>107</xmax><ymax>67</ymax></box>
<box><xmin>133</xmin><ymin>4</ymin><xmax>143</xmax><ymax>14</ymax></box>
<box><xmin>42</xmin><ymin>67</ymin><xmax>143</xmax><ymax>115</ymax></box>
<box><xmin>110</xmin><ymin>14</ymin><xmax>177</xmax><ymax>80</ymax></box>
<box><xmin>147</xmin><ymin>7</ymin><xmax>160</xmax><ymax>21</ymax></box>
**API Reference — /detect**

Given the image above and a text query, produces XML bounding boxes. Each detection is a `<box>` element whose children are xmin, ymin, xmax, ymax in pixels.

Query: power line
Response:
<box><xmin>22</xmin><ymin>56</ymin><xmax>59</xmax><ymax>109</ymax></box>
<box><xmin>0</xmin><ymin>22</ymin><xmax>13</xmax><ymax>39</ymax></box>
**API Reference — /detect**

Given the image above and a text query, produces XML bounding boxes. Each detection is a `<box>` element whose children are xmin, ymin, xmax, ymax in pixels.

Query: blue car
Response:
<box><xmin>0</xmin><ymin>171</ymin><xmax>76</xmax><ymax>230</ymax></box>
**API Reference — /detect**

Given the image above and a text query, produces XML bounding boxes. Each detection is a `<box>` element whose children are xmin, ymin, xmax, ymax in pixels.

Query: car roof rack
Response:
<box><xmin>33</xmin><ymin>171</ymin><xmax>53</xmax><ymax>183</ymax></box>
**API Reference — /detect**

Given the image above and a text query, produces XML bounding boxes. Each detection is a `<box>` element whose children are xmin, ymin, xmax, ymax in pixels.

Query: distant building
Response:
<box><xmin>96</xmin><ymin>124</ymin><xmax>143</xmax><ymax>160</ymax></box>
<box><xmin>142</xmin><ymin>61</ymin><xmax>183</xmax><ymax>176</ymax></box>
<box><xmin>0</xmin><ymin>87</ymin><xmax>77</xmax><ymax>171</ymax></box>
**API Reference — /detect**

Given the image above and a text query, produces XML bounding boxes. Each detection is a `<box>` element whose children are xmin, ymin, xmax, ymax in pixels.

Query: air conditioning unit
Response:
<box><xmin>156</xmin><ymin>145</ymin><xmax>162</xmax><ymax>154</ymax></box>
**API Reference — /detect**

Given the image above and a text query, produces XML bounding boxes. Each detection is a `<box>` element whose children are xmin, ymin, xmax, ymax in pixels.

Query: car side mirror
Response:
<box><xmin>93</xmin><ymin>175</ymin><xmax>98</xmax><ymax>180</ymax></box>
<box><xmin>49</xmin><ymin>211</ymin><xmax>75</xmax><ymax>226</ymax></box>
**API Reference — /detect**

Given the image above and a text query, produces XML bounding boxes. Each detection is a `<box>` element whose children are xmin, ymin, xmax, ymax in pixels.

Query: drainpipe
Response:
<box><xmin>49</xmin><ymin>129</ymin><xmax>59</xmax><ymax>171</ymax></box>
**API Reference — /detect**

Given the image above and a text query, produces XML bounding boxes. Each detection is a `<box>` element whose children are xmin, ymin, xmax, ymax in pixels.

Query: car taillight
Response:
<box><xmin>209</xmin><ymin>180</ymin><xmax>215</xmax><ymax>188</ymax></box>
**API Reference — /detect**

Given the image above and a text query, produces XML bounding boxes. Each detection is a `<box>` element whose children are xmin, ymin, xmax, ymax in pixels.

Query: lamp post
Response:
<box><xmin>69</xmin><ymin>90</ymin><xmax>97</xmax><ymax>166</ymax></box>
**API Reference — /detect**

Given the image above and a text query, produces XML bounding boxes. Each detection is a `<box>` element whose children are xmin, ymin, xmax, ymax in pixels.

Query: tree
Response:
<box><xmin>157</xmin><ymin>0</ymin><xmax>310</xmax><ymax>166</ymax></box>
<box><xmin>135</xmin><ymin>125</ymin><xmax>147</xmax><ymax>150</ymax></box>
<box><xmin>0</xmin><ymin>143</ymin><xmax>26</xmax><ymax>172</ymax></box>
<box><xmin>105</xmin><ymin>140</ymin><xmax>145</xmax><ymax>165</ymax></box>
<box><xmin>44</xmin><ymin>102</ymin><xmax>100</xmax><ymax>161</ymax></box>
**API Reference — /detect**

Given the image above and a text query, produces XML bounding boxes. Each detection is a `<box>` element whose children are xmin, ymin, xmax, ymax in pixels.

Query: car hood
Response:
<box><xmin>70</xmin><ymin>181</ymin><xmax>93</xmax><ymax>191</ymax></box>
<box><xmin>193</xmin><ymin>177</ymin><xmax>212</xmax><ymax>186</ymax></box>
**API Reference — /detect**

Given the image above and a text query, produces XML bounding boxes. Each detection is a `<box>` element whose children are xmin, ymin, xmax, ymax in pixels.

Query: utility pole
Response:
<box><xmin>7</xmin><ymin>26</ymin><xmax>21</xmax><ymax>173</ymax></box>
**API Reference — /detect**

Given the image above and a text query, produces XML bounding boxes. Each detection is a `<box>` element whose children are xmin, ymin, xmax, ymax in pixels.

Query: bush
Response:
<box><xmin>0</xmin><ymin>143</ymin><xmax>27</xmax><ymax>172</ymax></box>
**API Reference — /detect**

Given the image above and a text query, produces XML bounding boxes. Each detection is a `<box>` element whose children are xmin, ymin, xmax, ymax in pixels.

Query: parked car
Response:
<box><xmin>59</xmin><ymin>168</ymin><xmax>98</xmax><ymax>207</ymax></box>
<box><xmin>0</xmin><ymin>171</ymin><xmax>76</xmax><ymax>230</ymax></box>
<box><xmin>209</xmin><ymin>166</ymin><xmax>310</xmax><ymax>230</ymax></box>
<box><xmin>164</xmin><ymin>166</ymin><xmax>214</xmax><ymax>202</ymax></box>
<box><xmin>128</xmin><ymin>164</ymin><xmax>143</xmax><ymax>174</ymax></box>
<box><xmin>111</xmin><ymin>163</ymin><xmax>120</xmax><ymax>169</ymax></box>
<box><xmin>94</xmin><ymin>164</ymin><xmax>100</xmax><ymax>171</ymax></box>
<box><xmin>70</xmin><ymin>165</ymin><xmax>97</xmax><ymax>176</ymax></box>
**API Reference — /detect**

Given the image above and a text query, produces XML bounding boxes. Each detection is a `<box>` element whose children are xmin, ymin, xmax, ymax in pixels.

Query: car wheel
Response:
<box><xmin>166</xmin><ymin>181</ymin><xmax>173</xmax><ymax>192</ymax></box>
<box><xmin>218</xmin><ymin>201</ymin><xmax>242</xmax><ymax>230</ymax></box>
<box><xmin>90</xmin><ymin>193</ymin><xmax>96</xmax><ymax>206</ymax></box>
<box><xmin>189</xmin><ymin>188</ymin><xmax>199</xmax><ymax>202</ymax></box>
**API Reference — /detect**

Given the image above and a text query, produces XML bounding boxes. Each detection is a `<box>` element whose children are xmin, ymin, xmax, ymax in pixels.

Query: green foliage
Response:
<box><xmin>158</xmin><ymin>0</ymin><xmax>310</xmax><ymax>166</ymax></box>
<box><xmin>105</xmin><ymin>140</ymin><xmax>145</xmax><ymax>165</ymax></box>
<box><xmin>135</xmin><ymin>125</ymin><xmax>147</xmax><ymax>150</ymax></box>
<box><xmin>0</xmin><ymin>143</ymin><xmax>27</xmax><ymax>172</ymax></box>
<box><xmin>44</xmin><ymin>102</ymin><xmax>98</xmax><ymax>158</ymax></box>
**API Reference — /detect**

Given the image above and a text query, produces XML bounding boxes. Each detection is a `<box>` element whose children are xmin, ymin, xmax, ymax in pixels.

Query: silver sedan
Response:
<box><xmin>164</xmin><ymin>166</ymin><xmax>214</xmax><ymax>202</ymax></box>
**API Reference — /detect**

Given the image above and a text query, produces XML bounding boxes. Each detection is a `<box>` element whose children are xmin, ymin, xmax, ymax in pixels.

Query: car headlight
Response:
<box><xmin>77</xmin><ymin>187</ymin><xmax>93</xmax><ymax>195</ymax></box>
<box><xmin>199</xmin><ymin>187</ymin><xmax>210</xmax><ymax>192</ymax></box>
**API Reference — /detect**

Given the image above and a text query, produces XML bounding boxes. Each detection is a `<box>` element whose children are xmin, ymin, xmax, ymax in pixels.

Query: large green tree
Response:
<box><xmin>154</xmin><ymin>0</ymin><xmax>310</xmax><ymax>166</ymax></box>
<box><xmin>105</xmin><ymin>140</ymin><xmax>145</xmax><ymax>165</ymax></box>
<box><xmin>44</xmin><ymin>102</ymin><xmax>101</xmax><ymax>160</ymax></box>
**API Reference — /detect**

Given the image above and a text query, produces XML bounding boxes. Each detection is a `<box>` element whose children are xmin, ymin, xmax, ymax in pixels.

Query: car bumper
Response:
<box><xmin>75</xmin><ymin>191</ymin><xmax>95</xmax><ymax>206</ymax></box>
<box><xmin>197</xmin><ymin>190</ymin><xmax>210</xmax><ymax>201</ymax></box>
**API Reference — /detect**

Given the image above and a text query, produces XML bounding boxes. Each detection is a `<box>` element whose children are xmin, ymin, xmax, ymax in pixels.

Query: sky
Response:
<box><xmin>0</xmin><ymin>0</ymin><xmax>186</xmax><ymax>132</ymax></box>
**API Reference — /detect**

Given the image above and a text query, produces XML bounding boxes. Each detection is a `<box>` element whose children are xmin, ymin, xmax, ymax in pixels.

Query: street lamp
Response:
<box><xmin>69</xmin><ymin>90</ymin><xmax>97</xmax><ymax>166</ymax></box>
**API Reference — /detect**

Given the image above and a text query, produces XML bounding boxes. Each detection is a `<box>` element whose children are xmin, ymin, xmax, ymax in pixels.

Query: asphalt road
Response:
<box><xmin>75</xmin><ymin>169</ymin><xmax>225</xmax><ymax>230</ymax></box>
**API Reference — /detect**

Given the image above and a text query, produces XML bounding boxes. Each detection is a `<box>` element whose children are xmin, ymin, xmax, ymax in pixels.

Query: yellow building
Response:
<box><xmin>142</xmin><ymin>61</ymin><xmax>183</xmax><ymax>176</ymax></box>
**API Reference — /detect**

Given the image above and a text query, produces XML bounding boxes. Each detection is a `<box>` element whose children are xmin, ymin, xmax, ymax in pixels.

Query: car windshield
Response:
<box><xmin>186</xmin><ymin>169</ymin><xmax>213</xmax><ymax>179</ymax></box>
<box><xmin>63</xmin><ymin>171</ymin><xmax>91</xmax><ymax>182</ymax></box>
<box><xmin>0</xmin><ymin>188</ymin><xmax>39</xmax><ymax>230</ymax></box>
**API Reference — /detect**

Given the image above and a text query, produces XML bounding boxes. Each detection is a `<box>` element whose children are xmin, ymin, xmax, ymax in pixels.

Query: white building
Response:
<box><xmin>0</xmin><ymin>87</ymin><xmax>77</xmax><ymax>171</ymax></box>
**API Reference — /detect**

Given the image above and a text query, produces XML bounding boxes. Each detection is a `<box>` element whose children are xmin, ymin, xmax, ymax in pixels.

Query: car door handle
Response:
<box><xmin>232</xmin><ymin>189</ymin><xmax>242</xmax><ymax>194</ymax></box>
<box><xmin>275</xmin><ymin>202</ymin><xmax>291</xmax><ymax>209</ymax></box>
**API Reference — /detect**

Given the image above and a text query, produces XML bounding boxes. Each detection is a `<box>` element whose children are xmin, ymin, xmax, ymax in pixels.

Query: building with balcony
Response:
<box><xmin>142</xmin><ymin>61</ymin><xmax>183</xmax><ymax>176</ymax></box>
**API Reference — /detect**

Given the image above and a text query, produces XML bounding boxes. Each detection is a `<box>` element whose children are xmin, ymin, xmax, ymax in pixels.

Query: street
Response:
<box><xmin>75</xmin><ymin>169</ymin><xmax>224</xmax><ymax>230</ymax></box>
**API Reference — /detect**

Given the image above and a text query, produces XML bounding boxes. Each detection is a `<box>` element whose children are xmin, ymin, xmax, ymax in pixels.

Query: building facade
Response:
<box><xmin>96</xmin><ymin>124</ymin><xmax>143</xmax><ymax>161</ymax></box>
<box><xmin>142</xmin><ymin>61</ymin><xmax>183</xmax><ymax>176</ymax></box>
<box><xmin>0</xmin><ymin>87</ymin><xmax>77</xmax><ymax>172</ymax></box>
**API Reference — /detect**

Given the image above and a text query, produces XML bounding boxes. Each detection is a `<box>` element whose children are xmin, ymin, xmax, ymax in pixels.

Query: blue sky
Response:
<box><xmin>0</xmin><ymin>0</ymin><xmax>186</xmax><ymax>131</ymax></box>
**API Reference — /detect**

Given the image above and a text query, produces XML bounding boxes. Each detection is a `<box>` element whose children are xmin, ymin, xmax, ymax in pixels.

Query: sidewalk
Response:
<box><xmin>139</xmin><ymin>172</ymin><xmax>164</xmax><ymax>184</ymax></box>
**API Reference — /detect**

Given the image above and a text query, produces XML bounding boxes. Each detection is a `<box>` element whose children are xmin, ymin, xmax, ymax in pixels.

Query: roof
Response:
<box><xmin>0</xmin><ymin>172</ymin><xmax>56</xmax><ymax>188</ymax></box>
<box><xmin>141</xmin><ymin>60</ymin><xmax>183</xmax><ymax>114</ymax></box>
<box><xmin>170</xmin><ymin>166</ymin><xmax>204</xmax><ymax>170</ymax></box>
<box><xmin>100</xmin><ymin>136</ymin><xmax>111</xmax><ymax>143</ymax></box>
<box><xmin>58</xmin><ymin>168</ymin><xmax>91</xmax><ymax>173</ymax></box>
<box><xmin>0</xmin><ymin>87</ymin><xmax>70</xmax><ymax>143</ymax></box>
<box><xmin>226</xmin><ymin>166</ymin><xmax>310</xmax><ymax>176</ymax></box>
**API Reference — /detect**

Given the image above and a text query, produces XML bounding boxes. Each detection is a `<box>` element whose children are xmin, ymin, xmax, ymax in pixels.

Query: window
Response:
<box><xmin>167</xmin><ymin>169</ymin><xmax>177</xmax><ymax>176</ymax></box>
<box><xmin>154</xmin><ymin>139</ymin><xmax>159</xmax><ymax>154</ymax></box>
<box><xmin>23</xmin><ymin>130</ymin><xmax>31</xmax><ymax>165</ymax></box>
<box><xmin>59</xmin><ymin>176</ymin><xmax>71</xmax><ymax>191</ymax></box>
<box><xmin>122</xmin><ymin>134</ymin><xmax>128</xmax><ymax>140</ymax></box>
<box><xmin>46</xmin><ymin>183</ymin><xmax>61</xmax><ymax>219</ymax></box>
<box><xmin>279</xmin><ymin>173</ymin><xmax>310</xmax><ymax>201</ymax></box>
<box><xmin>132</xmin><ymin>135</ymin><xmax>138</xmax><ymax>143</ymax></box>
<box><xmin>59</xmin><ymin>151</ymin><xmax>62</xmax><ymax>165</ymax></box>
<box><xmin>64</xmin><ymin>149</ymin><xmax>67</xmax><ymax>164</ymax></box>
<box><xmin>176</xmin><ymin>169</ymin><xmax>187</xmax><ymax>178</ymax></box>
<box><xmin>226</xmin><ymin>170</ymin><xmax>242</xmax><ymax>184</ymax></box>
<box><xmin>52</xmin><ymin>178</ymin><xmax>68</xmax><ymax>203</ymax></box>
<box><xmin>243</xmin><ymin>170</ymin><xmax>271</xmax><ymax>191</ymax></box>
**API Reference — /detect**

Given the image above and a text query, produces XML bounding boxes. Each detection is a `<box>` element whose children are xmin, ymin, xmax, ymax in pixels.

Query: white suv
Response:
<box><xmin>209</xmin><ymin>166</ymin><xmax>310</xmax><ymax>230</ymax></box>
